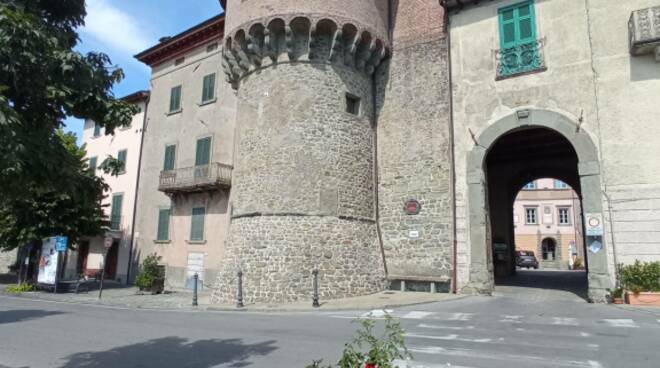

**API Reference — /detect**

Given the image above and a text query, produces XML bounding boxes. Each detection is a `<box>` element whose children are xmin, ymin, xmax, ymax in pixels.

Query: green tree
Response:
<box><xmin>0</xmin><ymin>0</ymin><xmax>138</xmax><ymax>251</ymax></box>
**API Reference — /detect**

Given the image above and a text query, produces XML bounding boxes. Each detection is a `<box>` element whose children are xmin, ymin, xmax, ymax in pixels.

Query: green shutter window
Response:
<box><xmin>169</xmin><ymin>85</ymin><xmax>182</xmax><ymax>112</ymax></box>
<box><xmin>195</xmin><ymin>137</ymin><xmax>211</xmax><ymax>166</ymax></box>
<box><xmin>190</xmin><ymin>207</ymin><xmax>205</xmax><ymax>241</ymax></box>
<box><xmin>111</xmin><ymin>194</ymin><xmax>123</xmax><ymax>230</ymax></box>
<box><xmin>202</xmin><ymin>73</ymin><xmax>216</xmax><ymax>103</ymax></box>
<box><xmin>89</xmin><ymin>156</ymin><xmax>98</xmax><ymax>172</ymax></box>
<box><xmin>163</xmin><ymin>145</ymin><xmax>176</xmax><ymax>171</ymax></box>
<box><xmin>497</xmin><ymin>1</ymin><xmax>542</xmax><ymax>78</ymax></box>
<box><xmin>157</xmin><ymin>208</ymin><xmax>170</xmax><ymax>241</ymax></box>
<box><xmin>117</xmin><ymin>149</ymin><xmax>127</xmax><ymax>174</ymax></box>
<box><xmin>93</xmin><ymin>122</ymin><xmax>101</xmax><ymax>137</ymax></box>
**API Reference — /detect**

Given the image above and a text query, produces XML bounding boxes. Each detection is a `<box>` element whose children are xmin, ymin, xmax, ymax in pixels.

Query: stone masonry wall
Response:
<box><xmin>0</xmin><ymin>248</ymin><xmax>17</xmax><ymax>273</ymax></box>
<box><xmin>377</xmin><ymin>1</ymin><xmax>454</xmax><ymax>284</ymax></box>
<box><xmin>213</xmin><ymin>62</ymin><xmax>386</xmax><ymax>303</ymax></box>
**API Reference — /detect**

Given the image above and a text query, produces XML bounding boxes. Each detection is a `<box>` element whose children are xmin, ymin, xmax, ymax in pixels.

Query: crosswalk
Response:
<box><xmin>325</xmin><ymin>309</ymin><xmax>660</xmax><ymax>368</ymax></box>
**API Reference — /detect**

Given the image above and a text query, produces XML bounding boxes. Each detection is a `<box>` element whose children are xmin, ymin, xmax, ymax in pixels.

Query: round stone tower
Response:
<box><xmin>213</xmin><ymin>0</ymin><xmax>390</xmax><ymax>303</ymax></box>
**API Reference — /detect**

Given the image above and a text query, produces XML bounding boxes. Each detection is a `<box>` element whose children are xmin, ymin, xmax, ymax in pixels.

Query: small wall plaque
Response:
<box><xmin>404</xmin><ymin>199</ymin><xmax>421</xmax><ymax>215</ymax></box>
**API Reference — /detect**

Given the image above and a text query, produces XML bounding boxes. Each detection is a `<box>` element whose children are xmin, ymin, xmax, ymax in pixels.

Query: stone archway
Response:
<box><xmin>464</xmin><ymin>109</ymin><xmax>611</xmax><ymax>302</ymax></box>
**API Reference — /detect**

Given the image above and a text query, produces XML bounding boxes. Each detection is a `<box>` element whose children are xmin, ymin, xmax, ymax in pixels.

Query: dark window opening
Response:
<box><xmin>345</xmin><ymin>94</ymin><xmax>360</xmax><ymax>115</ymax></box>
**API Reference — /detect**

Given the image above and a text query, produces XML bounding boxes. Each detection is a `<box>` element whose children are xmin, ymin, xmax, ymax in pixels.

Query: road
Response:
<box><xmin>1</xmin><ymin>270</ymin><xmax>660</xmax><ymax>368</ymax></box>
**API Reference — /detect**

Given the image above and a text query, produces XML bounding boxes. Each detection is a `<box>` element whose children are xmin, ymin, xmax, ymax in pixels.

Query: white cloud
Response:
<box><xmin>81</xmin><ymin>0</ymin><xmax>152</xmax><ymax>55</ymax></box>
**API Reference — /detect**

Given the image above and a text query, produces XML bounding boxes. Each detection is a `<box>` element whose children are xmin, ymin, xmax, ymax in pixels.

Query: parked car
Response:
<box><xmin>515</xmin><ymin>250</ymin><xmax>539</xmax><ymax>269</ymax></box>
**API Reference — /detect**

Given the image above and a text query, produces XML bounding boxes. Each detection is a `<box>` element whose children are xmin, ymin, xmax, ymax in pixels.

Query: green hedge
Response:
<box><xmin>618</xmin><ymin>261</ymin><xmax>660</xmax><ymax>294</ymax></box>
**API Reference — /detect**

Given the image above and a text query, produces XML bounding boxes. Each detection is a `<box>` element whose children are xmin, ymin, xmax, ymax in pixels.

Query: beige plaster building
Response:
<box><xmin>513</xmin><ymin>178</ymin><xmax>583</xmax><ymax>270</ymax></box>
<box><xmin>133</xmin><ymin>16</ymin><xmax>236</xmax><ymax>289</ymax></box>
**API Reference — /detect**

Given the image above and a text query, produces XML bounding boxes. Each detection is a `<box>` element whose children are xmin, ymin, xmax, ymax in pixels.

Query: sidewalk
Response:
<box><xmin>0</xmin><ymin>279</ymin><xmax>461</xmax><ymax>312</ymax></box>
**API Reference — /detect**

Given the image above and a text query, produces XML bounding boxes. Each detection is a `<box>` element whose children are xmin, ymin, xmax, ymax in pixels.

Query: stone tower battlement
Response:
<box><xmin>222</xmin><ymin>16</ymin><xmax>389</xmax><ymax>87</ymax></box>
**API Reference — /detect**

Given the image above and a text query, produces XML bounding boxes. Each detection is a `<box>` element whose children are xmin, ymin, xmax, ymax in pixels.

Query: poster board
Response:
<box><xmin>37</xmin><ymin>237</ymin><xmax>59</xmax><ymax>285</ymax></box>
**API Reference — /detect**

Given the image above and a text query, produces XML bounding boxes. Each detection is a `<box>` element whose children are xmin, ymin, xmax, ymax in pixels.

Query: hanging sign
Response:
<box><xmin>585</xmin><ymin>213</ymin><xmax>604</xmax><ymax>236</ymax></box>
<box><xmin>588</xmin><ymin>240</ymin><xmax>603</xmax><ymax>254</ymax></box>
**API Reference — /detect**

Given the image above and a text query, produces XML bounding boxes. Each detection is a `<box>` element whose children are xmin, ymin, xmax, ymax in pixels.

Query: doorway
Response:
<box><xmin>541</xmin><ymin>238</ymin><xmax>556</xmax><ymax>261</ymax></box>
<box><xmin>104</xmin><ymin>240</ymin><xmax>119</xmax><ymax>280</ymax></box>
<box><xmin>465</xmin><ymin>109</ymin><xmax>611</xmax><ymax>302</ymax></box>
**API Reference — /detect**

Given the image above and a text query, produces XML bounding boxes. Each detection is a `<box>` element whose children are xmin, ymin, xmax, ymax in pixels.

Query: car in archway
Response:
<box><xmin>515</xmin><ymin>250</ymin><xmax>539</xmax><ymax>269</ymax></box>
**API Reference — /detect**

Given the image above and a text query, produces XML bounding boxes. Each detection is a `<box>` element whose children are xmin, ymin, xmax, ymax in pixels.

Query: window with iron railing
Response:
<box><xmin>496</xmin><ymin>1</ymin><xmax>546</xmax><ymax>79</ymax></box>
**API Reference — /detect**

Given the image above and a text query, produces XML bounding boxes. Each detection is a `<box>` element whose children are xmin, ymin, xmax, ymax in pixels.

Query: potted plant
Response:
<box><xmin>609</xmin><ymin>287</ymin><xmax>624</xmax><ymax>304</ymax></box>
<box><xmin>135</xmin><ymin>254</ymin><xmax>165</xmax><ymax>294</ymax></box>
<box><xmin>618</xmin><ymin>261</ymin><xmax>660</xmax><ymax>306</ymax></box>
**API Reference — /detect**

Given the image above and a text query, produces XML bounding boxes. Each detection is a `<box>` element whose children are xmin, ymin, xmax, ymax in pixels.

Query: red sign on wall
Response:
<box><xmin>404</xmin><ymin>199</ymin><xmax>421</xmax><ymax>215</ymax></box>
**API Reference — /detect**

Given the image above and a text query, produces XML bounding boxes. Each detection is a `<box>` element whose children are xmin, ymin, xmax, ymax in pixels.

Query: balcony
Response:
<box><xmin>495</xmin><ymin>39</ymin><xmax>547</xmax><ymax>80</ymax></box>
<box><xmin>158</xmin><ymin>163</ymin><xmax>232</xmax><ymax>194</ymax></box>
<box><xmin>629</xmin><ymin>6</ymin><xmax>660</xmax><ymax>62</ymax></box>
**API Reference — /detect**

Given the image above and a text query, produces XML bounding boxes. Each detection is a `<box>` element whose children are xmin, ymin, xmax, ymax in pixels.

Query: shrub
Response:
<box><xmin>6</xmin><ymin>284</ymin><xmax>34</xmax><ymax>293</ymax></box>
<box><xmin>573</xmin><ymin>257</ymin><xmax>583</xmax><ymax>269</ymax></box>
<box><xmin>618</xmin><ymin>261</ymin><xmax>660</xmax><ymax>294</ymax></box>
<box><xmin>134</xmin><ymin>254</ymin><xmax>164</xmax><ymax>290</ymax></box>
<box><xmin>307</xmin><ymin>314</ymin><xmax>412</xmax><ymax>368</ymax></box>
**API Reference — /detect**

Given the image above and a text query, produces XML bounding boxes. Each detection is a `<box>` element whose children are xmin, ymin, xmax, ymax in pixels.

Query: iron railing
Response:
<box><xmin>109</xmin><ymin>215</ymin><xmax>122</xmax><ymax>231</ymax></box>
<box><xmin>495</xmin><ymin>39</ymin><xmax>546</xmax><ymax>80</ymax></box>
<box><xmin>158</xmin><ymin>162</ymin><xmax>232</xmax><ymax>194</ymax></box>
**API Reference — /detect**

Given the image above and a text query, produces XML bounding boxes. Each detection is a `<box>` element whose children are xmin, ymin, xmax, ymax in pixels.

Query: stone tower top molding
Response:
<box><xmin>222</xmin><ymin>15</ymin><xmax>390</xmax><ymax>88</ymax></box>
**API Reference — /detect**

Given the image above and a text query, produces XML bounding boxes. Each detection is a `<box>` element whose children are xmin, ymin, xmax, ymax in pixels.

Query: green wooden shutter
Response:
<box><xmin>190</xmin><ymin>207</ymin><xmax>205</xmax><ymax>241</ymax></box>
<box><xmin>93</xmin><ymin>122</ymin><xmax>101</xmax><ymax>137</ymax></box>
<box><xmin>169</xmin><ymin>85</ymin><xmax>181</xmax><ymax>112</ymax></box>
<box><xmin>117</xmin><ymin>149</ymin><xmax>127</xmax><ymax>173</ymax></box>
<box><xmin>157</xmin><ymin>209</ymin><xmax>170</xmax><ymax>241</ymax></box>
<box><xmin>89</xmin><ymin>156</ymin><xmax>98</xmax><ymax>172</ymax></box>
<box><xmin>195</xmin><ymin>137</ymin><xmax>211</xmax><ymax>166</ymax></box>
<box><xmin>202</xmin><ymin>73</ymin><xmax>216</xmax><ymax>102</ymax></box>
<box><xmin>111</xmin><ymin>194</ymin><xmax>123</xmax><ymax>230</ymax></box>
<box><xmin>163</xmin><ymin>145</ymin><xmax>176</xmax><ymax>171</ymax></box>
<box><xmin>498</xmin><ymin>1</ymin><xmax>536</xmax><ymax>49</ymax></box>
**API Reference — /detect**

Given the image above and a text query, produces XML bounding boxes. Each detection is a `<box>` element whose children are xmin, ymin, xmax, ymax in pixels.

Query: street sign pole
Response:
<box><xmin>98</xmin><ymin>236</ymin><xmax>113</xmax><ymax>300</ymax></box>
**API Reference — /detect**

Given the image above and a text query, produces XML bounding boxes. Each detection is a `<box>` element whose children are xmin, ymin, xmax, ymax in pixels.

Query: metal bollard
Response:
<box><xmin>236</xmin><ymin>270</ymin><xmax>244</xmax><ymax>308</ymax></box>
<box><xmin>312</xmin><ymin>269</ymin><xmax>320</xmax><ymax>308</ymax></box>
<box><xmin>192</xmin><ymin>273</ymin><xmax>199</xmax><ymax>307</ymax></box>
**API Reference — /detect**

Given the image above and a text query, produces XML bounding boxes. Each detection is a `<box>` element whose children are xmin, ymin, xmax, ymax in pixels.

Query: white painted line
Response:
<box><xmin>657</xmin><ymin>319</ymin><xmax>660</xmax><ymax>324</ymax></box>
<box><xmin>499</xmin><ymin>315</ymin><xmax>523</xmax><ymax>323</ymax></box>
<box><xmin>580</xmin><ymin>331</ymin><xmax>591</xmax><ymax>337</ymax></box>
<box><xmin>409</xmin><ymin>345</ymin><xmax>603</xmax><ymax>367</ymax></box>
<box><xmin>393</xmin><ymin>359</ymin><xmax>476</xmax><ymax>368</ymax></box>
<box><xmin>405</xmin><ymin>333</ymin><xmax>492</xmax><ymax>343</ymax></box>
<box><xmin>361</xmin><ymin>309</ymin><xmax>393</xmax><ymax>318</ymax></box>
<box><xmin>553</xmin><ymin>317</ymin><xmax>579</xmax><ymax>326</ymax></box>
<box><xmin>402</xmin><ymin>311</ymin><xmax>433</xmax><ymax>319</ymax></box>
<box><xmin>418</xmin><ymin>323</ymin><xmax>475</xmax><ymax>331</ymax></box>
<box><xmin>447</xmin><ymin>312</ymin><xmax>473</xmax><ymax>321</ymax></box>
<box><xmin>603</xmin><ymin>319</ymin><xmax>638</xmax><ymax>328</ymax></box>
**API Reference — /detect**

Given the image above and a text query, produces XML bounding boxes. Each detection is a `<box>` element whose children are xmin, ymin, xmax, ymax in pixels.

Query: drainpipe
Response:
<box><xmin>444</xmin><ymin>8</ymin><xmax>459</xmax><ymax>294</ymax></box>
<box><xmin>126</xmin><ymin>95</ymin><xmax>150</xmax><ymax>284</ymax></box>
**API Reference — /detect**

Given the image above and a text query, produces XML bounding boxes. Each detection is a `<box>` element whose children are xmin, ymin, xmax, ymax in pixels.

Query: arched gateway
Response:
<box><xmin>464</xmin><ymin>109</ymin><xmax>612</xmax><ymax>302</ymax></box>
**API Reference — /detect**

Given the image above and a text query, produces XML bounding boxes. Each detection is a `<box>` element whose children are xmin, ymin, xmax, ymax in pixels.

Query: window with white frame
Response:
<box><xmin>554</xmin><ymin>180</ymin><xmax>568</xmax><ymax>189</ymax></box>
<box><xmin>523</xmin><ymin>181</ymin><xmax>537</xmax><ymax>190</ymax></box>
<box><xmin>525</xmin><ymin>207</ymin><xmax>538</xmax><ymax>224</ymax></box>
<box><xmin>558</xmin><ymin>207</ymin><xmax>571</xmax><ymax>225</ymax></box>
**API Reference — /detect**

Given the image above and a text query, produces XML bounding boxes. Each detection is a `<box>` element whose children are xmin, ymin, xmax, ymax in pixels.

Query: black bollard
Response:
<box><xmin>312</xmin><ymin>269</ymin><xmax>320</xmax><ymax>308</ymax></box>
<box><xmin>236</xmin><ymin>270</ymin><xmax>244</xmax><ymax>308</ymax></box>
<box><xmin>192</xmin><ymin>273</ymin><xmax>199</xmax><ymax>307</ymax></box>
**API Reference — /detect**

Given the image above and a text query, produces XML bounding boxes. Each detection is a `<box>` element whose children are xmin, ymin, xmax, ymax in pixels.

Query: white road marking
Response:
<box><xmin>361</xmin><ymin>309</ymin><xmax>393</xmax><ymax>318</ymax></box>
<box><xmin>402</xmin><ymin>311</ymin><xmax>433</xmax><ymax>319</ymax></box>
<box><xmin>409</xmin><ymin>345</ymin><xmax>603</xmax><ymax>367</ymax></box>
<box><xmin>418</xmin><ymin>323</ymin><xmax>475</xmax><ymax>331</ymax></box>
<box><xmin>657</xmin><ymin>319</ymin><xmax>660</xmax><ymax>324</ymax></box>
<box><xmin>580</xmin><ymin>332</ymin><xmax>591</xmax><ymax>337</ymax></box>
<box><xmin>448</xmin><ymin>312</ymin><xmax>473</xmax><ymax>321</ymax></box>
<box><xmin>405</xmin><ymin>333</ymin><xmax>492</xmax><ymax>343</ymax></box>
<box><xmin>499</xmin><ymin>315</ymin><xmax>522</xmax><ymax>323</ymax></box>
<box><xmin>393</xmin><ymin>359</ymin><xmax>476</xmax><ymax>368</ymax></box>
<box><xmin>553</xmin><ymin>317</ymin><xmax>579</xmax><ymax>326</ymax></box>
<box><xmin>603</xmin><ymin>319</ymin><xmax>638</xmax><ymax>328</ymax></box>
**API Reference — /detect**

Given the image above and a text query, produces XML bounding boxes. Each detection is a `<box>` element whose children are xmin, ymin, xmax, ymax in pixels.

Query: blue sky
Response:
<box><xmin>64</xmin><ymin>0</ymin><xmax>224</xmax><ymax>144</ymax></box>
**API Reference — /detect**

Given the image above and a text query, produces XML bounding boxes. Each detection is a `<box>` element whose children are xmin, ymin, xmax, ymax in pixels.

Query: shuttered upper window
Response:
<box><xmin>169</xmin><ymin>85</ymin><xmax>182</xmax><ymax>113</ymax></box>
<box><xmin>157</xmin><ymin>208</ymin><xmax>171</xmax><ymax>241</ymax></box>
<box><xmin>195</xmin><ymin>137</ymin><xmax>211</xmax><ymax>166</ymax></box>
<box><xmin>110</xmin><ymin>194</ymin><xmax>123</xmax><ymax>230</ymax></box>
<box><xmin>117</xmin><ymin>149</ymin><xmax>127</xmax><ymax>174</ymax></box>
<box><xmin>498</xmin><ymin>1</ymin><xmax>536</xmax><ymax>49</ymax></box>
<box><xmin>163</xmin><ymin>144</ymin><xmax>176</xmax><ymax>171</ymax></box>
<box><xmin>190</xmin><ymin>206</ymin><xmax>206</xmax><ymax>241</ymax></box>
<box><xmin>93</xmin><ymin>122</ymin><xmax>101</xmax><ymax>137</ymax></box>
<box><xmin>89</xmin><ymin>156</ymin><xmax>98</xmax><ymax>172</ymax></box>
<box><xmin>201</xmin><ymin>73</ymin><xmax>216</xmax><ymax>103</ymax></box>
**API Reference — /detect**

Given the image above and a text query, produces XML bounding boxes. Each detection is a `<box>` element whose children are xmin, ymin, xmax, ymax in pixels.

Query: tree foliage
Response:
<box><xmin>0</xmin><ymin>0</ymin><xmax>138</xmax><ymax>250</ymax></box>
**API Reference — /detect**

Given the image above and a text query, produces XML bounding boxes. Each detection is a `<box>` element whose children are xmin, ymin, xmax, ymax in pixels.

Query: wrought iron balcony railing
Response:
<box><xmin>495</xmin><ymin>39</ymin><xmax>547</xmax><ymax>80</ymax></box>
<box><xmin>109</xmin><ymin>215</ymin><xmax>122</xmax><ymax>231</ymax></box>
<box><xmin>158</xmin><ymin>162</ymin><xmax>232</xmax><ymax>194</ymax></box>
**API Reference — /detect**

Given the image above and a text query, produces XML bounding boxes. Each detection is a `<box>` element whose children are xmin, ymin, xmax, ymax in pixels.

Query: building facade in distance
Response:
<box><xmin>513</xmin><ymin>178</ymin><xmax>584</xmax><ymax>270</ymax></box>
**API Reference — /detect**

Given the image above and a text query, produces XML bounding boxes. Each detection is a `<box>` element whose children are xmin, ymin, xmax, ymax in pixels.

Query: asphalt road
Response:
<box><xmin>1</xmin><ymin>270</ymin><xmax>660</xmax><ymax>368</ymax></box>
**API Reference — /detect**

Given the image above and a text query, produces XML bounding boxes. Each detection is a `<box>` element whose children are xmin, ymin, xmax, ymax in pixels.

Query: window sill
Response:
<box><xmin>198</xmin><ymin>98</ymin><xmax>216</xmax><ymax>106</ymax></box>
<box><xmin>496</xmin><ymin>66</ymin><xmax>547</xmax><ymax>81</ymax></box>
<box><xmin>154</xmin><ymin>240</ymin><xmax>171</xmax><ymax>244</ymax></box>
<box><xmin>166</xmin><ymin>109</ymin><xmax>182</xmax><ymax>116</ymax></box>
<box><xmin>186</xmin><ymin>240</ymin><xmax>207</xmax><ymax>245</ymax></box>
